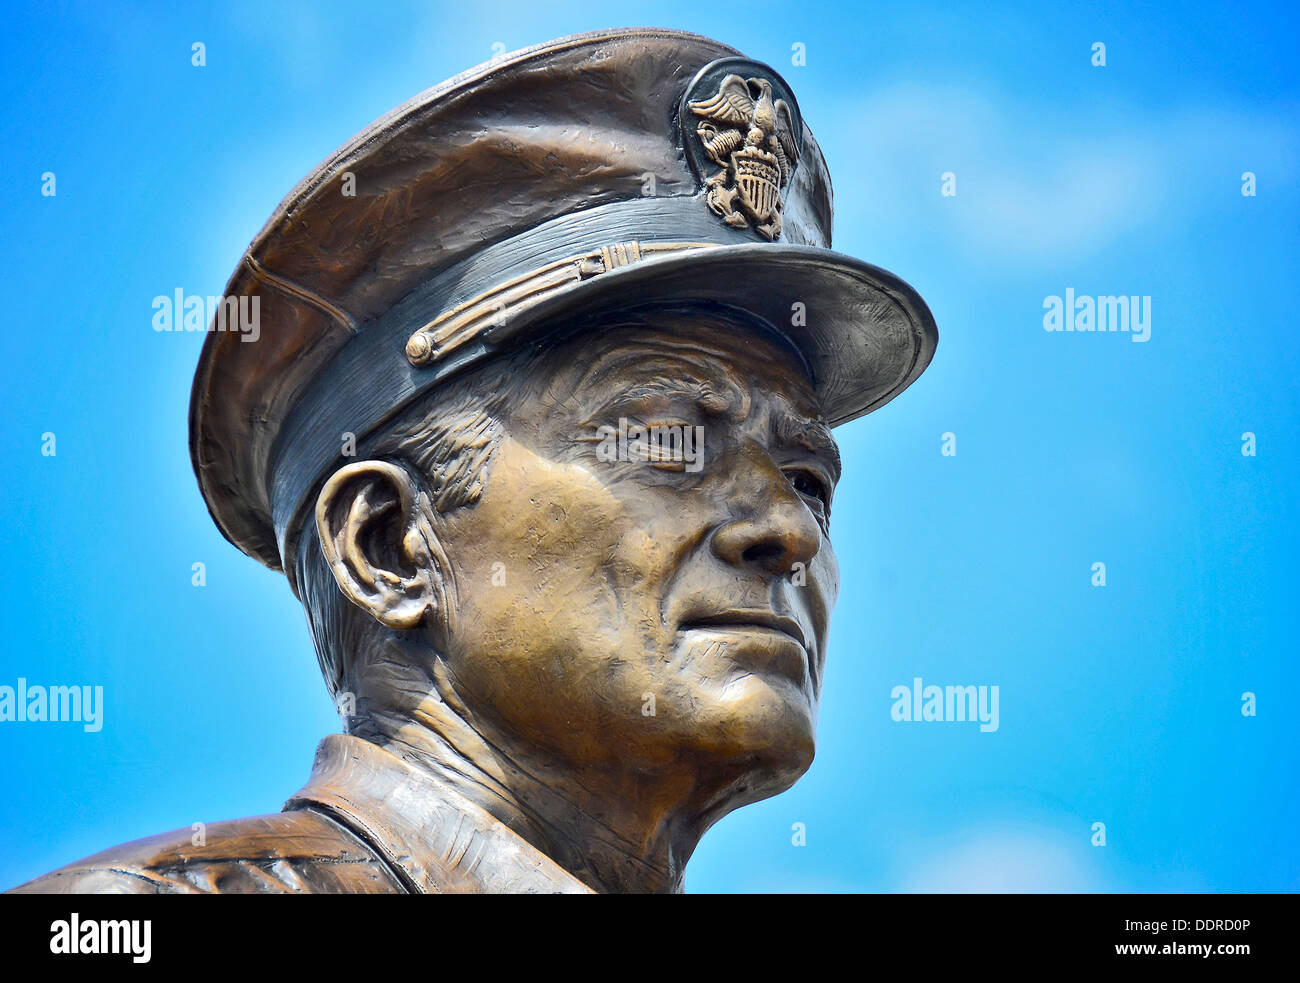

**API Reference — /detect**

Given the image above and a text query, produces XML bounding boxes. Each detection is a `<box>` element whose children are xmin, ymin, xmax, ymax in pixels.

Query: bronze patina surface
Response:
<box><xmin>12</xmin><ymin>27</ymin><xmax>935</xmax><ymax>894</ymax></box>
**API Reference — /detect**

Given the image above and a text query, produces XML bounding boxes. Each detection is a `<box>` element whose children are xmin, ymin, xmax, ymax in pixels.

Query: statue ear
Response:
<box><xmin>314</xmin><ymin>460</ymin><xmax>445</xmax><ymax>630</ymax></box>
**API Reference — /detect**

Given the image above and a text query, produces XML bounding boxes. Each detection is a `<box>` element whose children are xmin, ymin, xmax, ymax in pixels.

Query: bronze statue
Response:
<box><xmin>11</xmin><ymin>27</ymin><xmax>936</xmax><ymax>894</ymax></box>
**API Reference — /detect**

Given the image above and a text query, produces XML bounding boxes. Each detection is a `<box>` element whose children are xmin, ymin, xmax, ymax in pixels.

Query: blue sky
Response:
<box><xmin>1</xmin><ymin>0</ymin><xmax>1296</xmax><ymax>892</ymax></box>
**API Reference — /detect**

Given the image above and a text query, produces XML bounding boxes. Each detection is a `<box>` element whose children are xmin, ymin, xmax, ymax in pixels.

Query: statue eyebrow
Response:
<box><xmin>588</xmin><ymin>375</ymin><xmax>745</xmax><ymax>420</ymax></box>
<box><xmin>773</xmin><ymin>408</ymin><xmax>841</xmax><ymax>484</ymax></box>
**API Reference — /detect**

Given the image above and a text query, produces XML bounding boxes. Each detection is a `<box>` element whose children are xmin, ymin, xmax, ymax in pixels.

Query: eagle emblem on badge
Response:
<box><xmin>688</xmin><ymin>73</ymin><xmax>801</xmax><ymax>241</ymax></box>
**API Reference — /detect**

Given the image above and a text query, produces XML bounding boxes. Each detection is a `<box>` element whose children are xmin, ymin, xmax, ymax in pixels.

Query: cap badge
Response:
<box><xmin>684</xmin><ymin>64</ymin><xmax>802</xmax><ymax>242</ymax></box>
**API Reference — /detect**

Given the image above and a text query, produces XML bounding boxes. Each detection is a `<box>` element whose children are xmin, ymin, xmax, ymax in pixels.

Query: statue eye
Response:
<box><xmin>786</xmin><ymin>468</ymin><xmax>829</xmax><ymax>510</ymax></box>
<box><xmin>634</xmin><ymin>419</ymin><xmax>701</xmax><ymax>471</ymax></box>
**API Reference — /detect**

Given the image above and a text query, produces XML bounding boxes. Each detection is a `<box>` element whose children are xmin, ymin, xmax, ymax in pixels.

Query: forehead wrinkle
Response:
<box><xmin>610</xmin><ymin>378</ymin><xmax>732</xmax><ymax>416</ymax></box>
<box><xmin>568</xmin><ymin>342</ymin><xmax>751</xmax><ymax>420</ymax></box>
<box><xmin>565</xmin><ymin>321</ymin><xmax>796</xmax><ymax>388</ymax></box>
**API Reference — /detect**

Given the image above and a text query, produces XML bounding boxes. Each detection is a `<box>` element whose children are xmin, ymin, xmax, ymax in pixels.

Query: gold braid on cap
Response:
<box><xmin>405</xmin><ymin>241</ymin><xmax>712</xmax><ymax>366</ymax></box>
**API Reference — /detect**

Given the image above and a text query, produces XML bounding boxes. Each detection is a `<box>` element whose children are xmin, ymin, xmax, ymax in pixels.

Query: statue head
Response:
<box><xmin>188</xmin><ymin>28</ymin><xmax>935</xmax><ymax>890</ymax></box>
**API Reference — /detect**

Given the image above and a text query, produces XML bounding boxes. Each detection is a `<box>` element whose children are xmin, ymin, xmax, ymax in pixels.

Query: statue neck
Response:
<box><xmin>346</xmin><ymin>639</ymin><xmax>700</xmax><ymax>894</ymax></box>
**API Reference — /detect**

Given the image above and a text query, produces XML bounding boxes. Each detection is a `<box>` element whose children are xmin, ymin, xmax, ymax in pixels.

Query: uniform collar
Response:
<box><xmin>284</xmin><ymin>733</ymin><xmax>593</xmax><ymax>894</ymax></box>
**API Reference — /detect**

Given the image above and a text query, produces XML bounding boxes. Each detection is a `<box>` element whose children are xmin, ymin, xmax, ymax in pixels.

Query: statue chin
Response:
<box><xmin>661</xmin><ymin>630</ymin><xmax>821</xmax><ymax>783</ymax></box>
<box><xmin>666</xmin><ymin>685</ymin><xmax>819</xmax><ymax>794</ymax></box>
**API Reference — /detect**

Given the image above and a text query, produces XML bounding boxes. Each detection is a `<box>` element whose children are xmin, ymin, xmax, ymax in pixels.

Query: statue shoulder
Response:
<box><xmin>8</xmin><ymin>808</ymin><xmax>404</xmax><ymax>894</ymax></box>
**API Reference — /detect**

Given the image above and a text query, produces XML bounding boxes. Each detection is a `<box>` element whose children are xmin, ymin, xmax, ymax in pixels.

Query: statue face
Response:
<box><xmin>432</xmin><ymin>315</ymin><xmax>840</xmax><ymax>799</ymax></box>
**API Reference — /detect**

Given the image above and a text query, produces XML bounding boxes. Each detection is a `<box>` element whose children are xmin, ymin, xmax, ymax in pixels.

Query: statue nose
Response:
<box><xmin>712</xmin><ymin>511</ymin><xmax>820</xmax><ymax>575</ymax></box>
<box><xmin>710</xmin><ymin>457</ymin><xmax>821</xmax><ymax>576</ymax></box>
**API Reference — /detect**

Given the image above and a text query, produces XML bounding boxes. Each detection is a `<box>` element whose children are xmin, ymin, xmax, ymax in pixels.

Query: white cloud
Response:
<box><xmin>893</xmin><ymin>823</ymin><xmax>1117</xmax><ymax>893</ymax></box>
<box><xmin>829</xmin><ymin>82</ymin><xmax>1298</xmax><ymax>266</ymax></box>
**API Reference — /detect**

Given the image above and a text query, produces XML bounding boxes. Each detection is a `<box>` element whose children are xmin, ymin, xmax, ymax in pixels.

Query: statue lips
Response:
<box><xmin>677</xmin><ymin>609</ymin><xmax>810</xmax><ymax>685</ymax></box>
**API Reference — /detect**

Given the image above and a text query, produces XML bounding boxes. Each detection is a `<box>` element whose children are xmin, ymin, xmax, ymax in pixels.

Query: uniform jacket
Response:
<box><xmin>9</xmin><ymin>733</ymin><xmax>592</xmax><ymax>894</ymax></box>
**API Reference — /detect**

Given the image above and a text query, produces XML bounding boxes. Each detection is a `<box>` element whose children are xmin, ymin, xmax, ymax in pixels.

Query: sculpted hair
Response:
<box><xmin>294</xmin><ymin>340</ymin><xmax>548</xmax><ymax>705</ymax></box>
